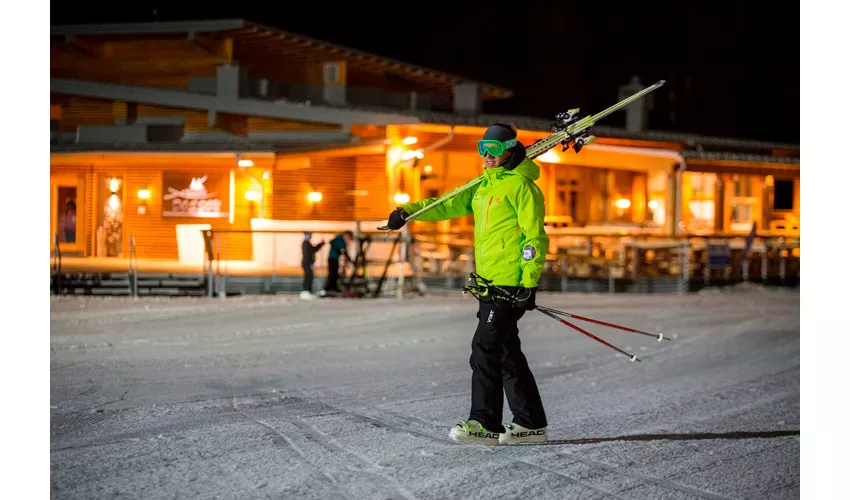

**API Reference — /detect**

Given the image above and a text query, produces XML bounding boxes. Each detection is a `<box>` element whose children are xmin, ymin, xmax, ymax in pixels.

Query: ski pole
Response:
<box><xmin>536</xmin><ymin>306</ymin><xmax>669</xmax><ymax>342</ymax></box>
<box><xmin>536</xmin><ymin>308</ymin><xmax>641</xmax><ymax>362</ymax></box>
<box><xmin>464</xmin><ymin>273</ymin><xmax>644</xmax><ymax>362</ymax></box>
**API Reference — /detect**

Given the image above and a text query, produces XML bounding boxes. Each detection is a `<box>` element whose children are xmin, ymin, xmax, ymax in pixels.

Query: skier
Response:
<box><xmin>322</xmin><ymin>231</ymin><xmax>353</xmax><ymax>296</ymax></box>
<box><xmin>384</xmin><ymin>123</ymin><xmax>550</xmax><ymax>445</ymax></box>
<box><xmin>300</xmin><ymin>232</ymin><xmax>325</xmax><ymax>300</ymax></box>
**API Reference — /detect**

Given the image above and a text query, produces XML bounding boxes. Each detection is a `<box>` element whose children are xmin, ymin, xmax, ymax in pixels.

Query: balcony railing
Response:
<box><xmin>199</xmin><ymin>222</ymin><xmax>800</xmax><ymax>298</ymax></box>
<box><xmin>186</xmin><ymin>76</ymin><xmax>453</xmax><ymax>112</ymax></box>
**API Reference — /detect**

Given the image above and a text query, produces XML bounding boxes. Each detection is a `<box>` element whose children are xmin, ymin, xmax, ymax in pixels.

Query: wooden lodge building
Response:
<box><xmin>50</xmin><ymin>19</ymin><xmax>800</xmax><ymax>272</ymax></box>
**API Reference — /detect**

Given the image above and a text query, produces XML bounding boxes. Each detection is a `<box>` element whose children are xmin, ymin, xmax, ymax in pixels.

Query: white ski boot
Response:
<box><xmin>448</xmin><ymin>420</ymin><xmax>499</xmax><ymax>446</ymax></box>
<box><xmin>498</xmin><ymin>423</ymin><xmax>548</xmax><ymax>445</ymax></box>
<box><xmin>299</xmin><ymin>290</ymin><xmax>316</xmax><ymax>300</ymax></box>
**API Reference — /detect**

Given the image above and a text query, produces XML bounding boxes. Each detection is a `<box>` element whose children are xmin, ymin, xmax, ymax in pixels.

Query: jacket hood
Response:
<box><xmin>505</xmin><ymin>157</ymin><xmax>541</xmax><ymax>181</ymax></box>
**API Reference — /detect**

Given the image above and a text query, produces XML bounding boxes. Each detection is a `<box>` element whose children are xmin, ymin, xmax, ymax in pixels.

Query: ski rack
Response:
<box><xmin>336</xmin><ymin>232</ymin><xmax>425</xmax><ymax>299</ymax></box>
<box><xmin>378</xmin><ymin>80</ymin><xmax>666</xmax><ymax>238</ymax></box>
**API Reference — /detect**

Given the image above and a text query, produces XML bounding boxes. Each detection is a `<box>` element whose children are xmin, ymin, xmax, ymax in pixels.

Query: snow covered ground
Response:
<box><xmin>50</xmin><ymin>287</ymin><xmax>800</xmax><ymax>499</ymax></box>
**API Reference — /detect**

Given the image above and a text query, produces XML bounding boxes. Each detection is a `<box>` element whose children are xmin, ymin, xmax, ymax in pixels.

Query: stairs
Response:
<box><xmin>52</xmin><ymin>272</ymin><xmax>207</xmax><ymax>296</ymax></box>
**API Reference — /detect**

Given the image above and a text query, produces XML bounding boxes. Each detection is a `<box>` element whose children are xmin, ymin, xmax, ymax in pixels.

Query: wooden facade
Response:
<box><xmin>50</xmin><ymin>21</ymin><xmax>799</xmax><ymax>263</ymax></box>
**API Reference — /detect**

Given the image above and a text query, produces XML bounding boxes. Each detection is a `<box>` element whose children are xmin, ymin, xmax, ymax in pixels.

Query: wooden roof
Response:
<box><xmin>50</xmin><ymin>20</ymin><xmax>514</xmax><ymax>101</ymax></box>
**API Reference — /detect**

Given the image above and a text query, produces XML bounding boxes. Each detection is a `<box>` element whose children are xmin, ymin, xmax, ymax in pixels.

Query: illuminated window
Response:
<box><xmin>686</xmin><ymin>172</ymin><xmax>716</xmax><ymax>231</ymax></box>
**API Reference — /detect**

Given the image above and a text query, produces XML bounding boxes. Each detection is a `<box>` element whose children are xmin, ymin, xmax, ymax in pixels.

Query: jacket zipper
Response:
<box><xmin>483</xmin><ymin>196</ymin><xmax>494</xmax><ymax>231</ymax></box>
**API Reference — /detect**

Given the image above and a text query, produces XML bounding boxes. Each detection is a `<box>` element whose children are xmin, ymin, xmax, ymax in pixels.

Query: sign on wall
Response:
<box><xmin>162</xmin><ymin>172</ymin><xmax>230</xmax><ymax>218</ymax></box>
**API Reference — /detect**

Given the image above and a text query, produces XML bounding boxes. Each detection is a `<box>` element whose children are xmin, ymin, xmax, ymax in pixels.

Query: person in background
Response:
<box><xmin>64</xmin><ymin>198</ymin><xmax>77</xmax><ymax>243</ymax></box>
<box><xmin>322</xmin><ymin>231</ymin><xmax>353</xmax><ymax>296</ymax></box>
<box><xmin>300</xmin><ymin>232</ymin><xmax>325</xmax><ymax>300</ymax></box>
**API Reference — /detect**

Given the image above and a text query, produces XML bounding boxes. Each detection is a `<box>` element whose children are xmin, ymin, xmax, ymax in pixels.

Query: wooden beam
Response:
<box><xmin>62</xmin><ymin>36</ymin><xmax>106</xmax><ymax>59</ymax></box>
<box><xmin>214</xmin><ymin>112</ymin><xmax>249</xmax><ymax>136</ymax></box>
<box><xmin>188</xmin><ymin>33</ymin><xmax>233</xmax><ymax>61</ymax></box>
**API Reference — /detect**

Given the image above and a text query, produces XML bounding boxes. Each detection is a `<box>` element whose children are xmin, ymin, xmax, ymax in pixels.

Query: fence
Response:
<box><xmin>200</xmin><ymin>224</ymin><xmax>800</xmax><ymax>298</ymax></box>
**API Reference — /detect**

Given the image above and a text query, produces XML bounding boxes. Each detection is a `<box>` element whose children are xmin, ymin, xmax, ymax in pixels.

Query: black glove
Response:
<box><xmin>512</xmin><ymin>287</ymin><xmax>537</xmax><ymax>311</ymax></box>
<box><xmin>386</xmin><ymin>208</ymin><xmax>408</xmax><ymax>230</ymax></box>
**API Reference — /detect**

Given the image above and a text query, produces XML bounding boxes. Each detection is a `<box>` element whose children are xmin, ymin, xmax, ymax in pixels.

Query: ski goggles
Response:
<box><xmin>477</xmin><ymin>138</ymin><xmax>517</xmax><ymax>157</ymax></box>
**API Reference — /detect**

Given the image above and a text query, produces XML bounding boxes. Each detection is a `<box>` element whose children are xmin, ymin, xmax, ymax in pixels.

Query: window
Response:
<box><xmin>57</xmin><ymin>187</ymin><xmax>78</xmax><ymax>244</ymax></box>
<box><xmin>774</xmin><ymin>180</ymin><xmax>794</xmax><ymax>210</ymax></box>
<box><xmin>323</xmin><ymin>63</ymin><xmax>341</xmax><ymax>85</ymax></box>
<box><xmin>686</xmin><ymin>172</ymin><xmax>716</xmax><ymax>231</ymax></box>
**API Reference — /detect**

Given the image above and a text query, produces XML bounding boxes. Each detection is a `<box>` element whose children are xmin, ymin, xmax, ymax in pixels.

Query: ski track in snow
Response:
<box><xmin>50</xmin><ymin>289</ymin><xmax>800</xmax><ymax>500</ymax></box>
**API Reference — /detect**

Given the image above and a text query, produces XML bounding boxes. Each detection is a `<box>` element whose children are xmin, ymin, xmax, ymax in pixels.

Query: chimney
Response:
<box><xmin>322</xmin><ymin>61</ymin><xmax>347</xmax><ymax>106</ymax></box>
<box><xmin>216</xmin><ymin>64</ymin><xmax>250</xmax><ymax>99</ymax></box>
<box><xmin>618</xmin><ymin>75</ymin><xmax>650</xmax><ymax>132</ymax></box>
<box><xmin>453</xmin><ymin>82</ymin><xmax>481</xmax><ymax>114</ymax></box>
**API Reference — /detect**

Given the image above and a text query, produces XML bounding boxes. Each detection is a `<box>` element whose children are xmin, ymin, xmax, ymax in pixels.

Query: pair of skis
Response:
<box><xmin>463</xmin><ymin>273</ymin><xmax>672</xmax><ymax>363</ymax></box>
<box><xmin>378</xmin><ymin>80</ymin><xmax>666</xmax><ymax>236</ymax></box>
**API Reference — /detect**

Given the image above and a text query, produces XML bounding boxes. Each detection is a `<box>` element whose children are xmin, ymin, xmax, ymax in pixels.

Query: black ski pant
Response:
<box><xmin>468</xmin><ymin>298</ymin><xmax>547</xmax><ymax>433</ymax></box>
<box><xmin>324</xmin><ymin>257</ymin><xmax>340</xmax><ymax>292</ymax></box>
<box><xmin>302</xmin><ymin>264</ymin><xmax>313</xmax><ymax>292</ymax></box>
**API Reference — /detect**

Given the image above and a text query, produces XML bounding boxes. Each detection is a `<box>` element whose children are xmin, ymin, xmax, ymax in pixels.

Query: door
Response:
<box><xmin>51</xmin><ymin>174</ymin><xmax>85</xmax><ymax>255</ymax></box>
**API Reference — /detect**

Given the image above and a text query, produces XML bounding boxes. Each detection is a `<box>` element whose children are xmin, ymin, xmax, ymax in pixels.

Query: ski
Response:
<box><xmin>378</xmin><ymin>80</ymin><xmax>666</xmax><ymax>234</ymax></box>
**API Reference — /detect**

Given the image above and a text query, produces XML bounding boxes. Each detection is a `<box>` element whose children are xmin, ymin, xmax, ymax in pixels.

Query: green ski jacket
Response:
<box><xmin>400</xmin><ymin>158</ymin><xmax>549</xmax><ymax>288</ymax></box>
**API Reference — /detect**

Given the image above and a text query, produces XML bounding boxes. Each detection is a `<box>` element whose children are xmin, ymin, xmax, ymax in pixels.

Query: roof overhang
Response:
<box><xmin>50</xmin><ymin>150</ymin><xmax>277</xmax><ymax>169</ymax></box>
<box><xmin>683</xmin><ymin>152</ymin><xmax>800</xmax><ymax>177</ymax></box>
<box><xmin>51</xmin><ymin>19</ymin><xmax>248</xmax><ymax>37</ymax></box>
<box><xmin>276</xmin><ymin>140</ymin><xmax>390</xmax><ymax>158</ymax></box>
<box><xmin>51</xmin><ymin>78</ymin><xmax>422</xmax><ymax>126</ymax></box>
<box><xmin>50</xmin><ymin>20</ymin><xmax>514</xmax><ymax>100</ymax></box>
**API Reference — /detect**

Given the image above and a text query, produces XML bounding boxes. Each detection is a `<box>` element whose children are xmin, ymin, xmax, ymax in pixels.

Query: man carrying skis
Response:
<box><xmin>384</xmin><ymin>123</ymin><xmax>550</xmax><ymax>445</ymax></box>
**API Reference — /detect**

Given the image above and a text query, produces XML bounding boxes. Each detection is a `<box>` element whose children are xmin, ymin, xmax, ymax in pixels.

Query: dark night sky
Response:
<box><xmin>52</xmin><ymin>2</ymin><xmax>800</xmax><ymax>144</ymax></box>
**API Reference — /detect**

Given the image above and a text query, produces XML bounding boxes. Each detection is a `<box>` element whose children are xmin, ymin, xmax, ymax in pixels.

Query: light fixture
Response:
<box><xmin>388</xmin><ymin>146</ymin><xmax>404</xmax><ymax>163</ymax></box>
<box><xmin>108</xmin><ymin>194</ymin><xmax>120</xmax><ymax>210</ymax></box>
<box><xmin>109</xmin><ymin>178</ymin><xmax>121</xmax><ymax>193</ymax></box>
<box><xmin>615</xmin><ymin>198</ymin><xmax>631</xmax><ymax>209</ymax></box>
<box><xmin>262</xmin><ymin>170</ymin><xmax>270</xmax><ymax>180</ymax></box>
<box><xmin>402</xmin><ymin>136</ymin><xmax>418</xmax><ymax>145</ymax></box>
<box><xmin>245</xmin><ymin>190</ymin><xmax>262</xmax><ymax>201</ymax></box>
<box><xmin>394</xmin><ymin>193</ymin><xmax>411</xmax><ymax>204</ymax></box>
<box><xmin>307</xmin><ymin>191</ymin><xmax>323</xmax><ymax>203</ymax></box>
<box><xmin>237</xmin><ymin>159</ymin><xmax>254</xmax><ymax>168</ymax></box>
<box><xmin>137</xmin><ymin>189</ymin><xmax>150</xmax><ymax>215</ymax></box>
<box><xmin>423</xmin><ymin>165</ymin><xmax>433</xmax><ymax>174</ymax></box>
<box><xmin>648</xmin><ymin>199</ymin><xmax>659</xmax><ymax>210</ymax></box>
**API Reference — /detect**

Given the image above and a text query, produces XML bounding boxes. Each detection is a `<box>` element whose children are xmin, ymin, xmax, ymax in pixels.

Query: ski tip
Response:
<box><xmin>657</xmin><ymin>80</ymin><xmax>666</xmax><ymax>86</ymax></box>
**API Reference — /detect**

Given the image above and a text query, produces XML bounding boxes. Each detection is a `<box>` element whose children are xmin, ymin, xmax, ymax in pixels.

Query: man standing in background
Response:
<box><xmin>300</xmin><ymin>232</ymin><xmax>325</xmax><ymax>300</ymax></box>
<box><xmin>321</xmin><ymin>231</ymin><xmax>353</xmax><ymax>296</ymax></box>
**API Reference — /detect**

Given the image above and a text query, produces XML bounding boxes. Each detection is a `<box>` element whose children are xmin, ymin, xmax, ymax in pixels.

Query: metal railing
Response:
<box><xmin>197</xmin><ymin>225</ymin><xmax>799</xmax><ymax>297</ymax></box>
<box><xmin>128</xmin><ymin>235</ymin><xmax>138</xmax><ymax>297</ymax></box>
<box><xmin>52</xmin><ymin>233</ymin><xmax>62</xmax><ymax>295</ymax></box>
<box><xmin>200</xmin><ymin>224</ymin><xmax>421</xmax><ymax>298</ymax></box>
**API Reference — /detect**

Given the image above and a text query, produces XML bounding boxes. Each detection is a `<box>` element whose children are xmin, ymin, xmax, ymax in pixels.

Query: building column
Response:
<box><xmin>666</xmin><ymin>171</ymin><xmax>677</xmax><ymax>235</ymax></box>
<box><xmin>714</xmin><ymin>176</ymin><xmax>725</xmax><ymax>232</ymax></box>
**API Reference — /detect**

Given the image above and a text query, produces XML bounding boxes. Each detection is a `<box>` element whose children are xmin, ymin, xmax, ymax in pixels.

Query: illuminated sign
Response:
<box><xmin>162</xmin><ymin>172</ymin><xmax>230</xmax><ymax>218</ymax></box>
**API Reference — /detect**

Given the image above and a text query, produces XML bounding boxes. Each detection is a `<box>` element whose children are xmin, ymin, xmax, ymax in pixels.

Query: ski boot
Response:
<box><xmin>448</xmin><ymin>420</ymin><xmax>499</xmax><ymax>446</ymax></box>
<box><xmin>498</xmin><ymin>423</ymin><xmax>548</xmax><ymax>445</ymax></box>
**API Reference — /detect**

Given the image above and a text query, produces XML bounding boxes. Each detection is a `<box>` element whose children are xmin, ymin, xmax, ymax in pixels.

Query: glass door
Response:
<box><xmin>51</xmin><ymin>175</ymin><xmax>84</xmax><ymax>255</ymax></box>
